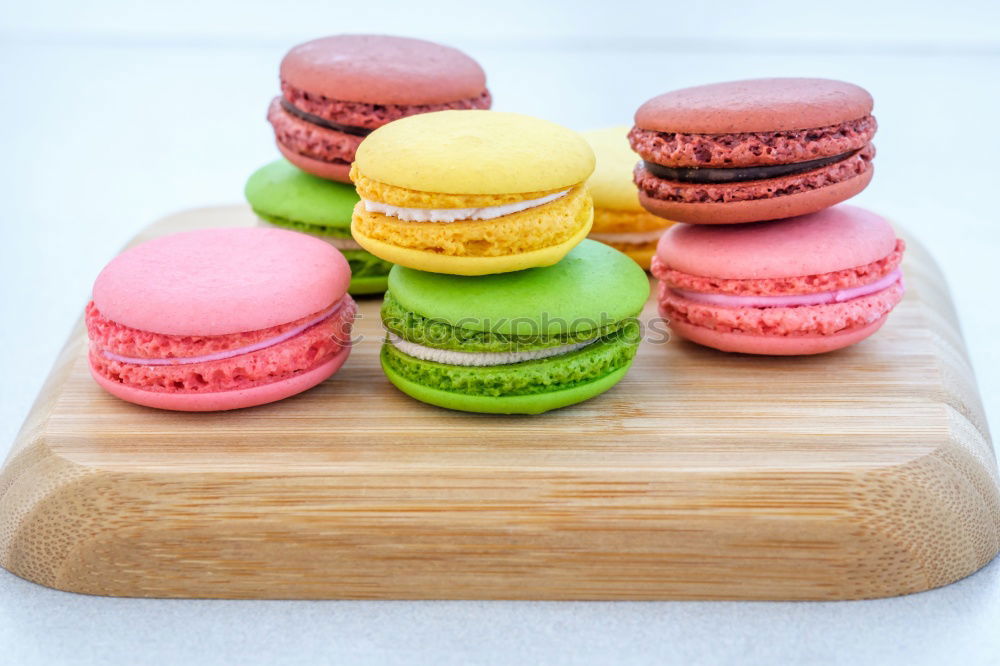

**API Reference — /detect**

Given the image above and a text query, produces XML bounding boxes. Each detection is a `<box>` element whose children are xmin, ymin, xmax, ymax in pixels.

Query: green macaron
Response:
<box><xmin>244</xmin><ymin>159</ymin><xmax>392</xmax><ymax>295</ymax></box>
<box><xmin>380</xmin><ymin>239</ymin><xmax>650</xmax><ymax>414</ymax></box>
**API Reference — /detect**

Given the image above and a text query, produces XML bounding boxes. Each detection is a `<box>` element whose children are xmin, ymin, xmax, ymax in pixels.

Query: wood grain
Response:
<box><xmin>1</xmin><ymin>205</ymin><xmax>997</xmax><ymax>600</ymax></box>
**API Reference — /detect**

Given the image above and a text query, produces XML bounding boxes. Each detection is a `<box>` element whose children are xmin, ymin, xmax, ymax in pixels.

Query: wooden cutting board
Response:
<box><xmin>1</xmin><ymin>205</ymin><xmax>997</xmax><ymax>600</ymax></box>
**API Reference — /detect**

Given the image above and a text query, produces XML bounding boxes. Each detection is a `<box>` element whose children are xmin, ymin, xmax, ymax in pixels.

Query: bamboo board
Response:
<box><xmin>1</xmin><ymin>205</ymin><xmax>997</xmax><ymax>600</ymax></box>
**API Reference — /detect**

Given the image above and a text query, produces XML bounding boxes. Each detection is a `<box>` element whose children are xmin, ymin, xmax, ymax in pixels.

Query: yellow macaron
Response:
<box><xmin>583</xmin><ymin>126</ymin><xmax>675</xmax><ymax>269</ymax></box>
<box><xmin>351</xmin><ymin>110</ymin><xmax>595</xmax><ymax>275</ymax></box>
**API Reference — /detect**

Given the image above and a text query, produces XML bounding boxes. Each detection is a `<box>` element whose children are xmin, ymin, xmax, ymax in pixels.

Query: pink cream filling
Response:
<box><xmin>671</xmin><ymin>269</ymin><xmax>903</xmax><ymax>308</ymax></box>
<box><xmin>101</xmin><ymin>300</ymin><xmax>344</xmax><ymax>366</ymax></box>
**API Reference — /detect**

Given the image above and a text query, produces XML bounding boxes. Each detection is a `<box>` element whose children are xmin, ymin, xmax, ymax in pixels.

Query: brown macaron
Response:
<box><xmin>629</xmin><ymin>78</ymin><xmax>876</xmax><ymax>224</ymax></box>
<box><xmin>269</xmin><ymin>34</ymin><xmax>491</xmax><ymax>183</ymax></box>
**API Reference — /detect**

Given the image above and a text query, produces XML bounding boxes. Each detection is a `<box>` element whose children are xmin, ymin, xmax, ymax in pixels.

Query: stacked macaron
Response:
<box><xmin>351</xmin><ymin>110</ymin><xmax>649</xmax><ymax>413</ymax></box>
<box><xmin>630</xmin><ymin>78</ymin><xmax>876</xmax><ymax>225</ymax></box>
<box><xmin>380</xmin><ymin>241</ymin><xmax>649</xmax><ymax>414</ymax></box>
<box><xmin>269</xmin><ymin>34</ymin><xmax>491</xmax><ymax>182</ymax></box>
<box><xmin>350</xmin><ymin>111</ymin><xmax>595</xmax><ymax>275</ymax></box>
<box><xmin>631</xmin><ymin>78</ymin><xmax>904</xmax><ymax>354</ymax></box>
<box><xmin>248</xmin><ymin>34</ymin><xmax>493</xmax><ymax>295</ymax></box>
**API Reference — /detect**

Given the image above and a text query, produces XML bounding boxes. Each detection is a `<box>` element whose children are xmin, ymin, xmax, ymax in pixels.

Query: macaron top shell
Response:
<box><xmin>582</xmin><ymin>126</ymin><xmax>643</xmax><ymax>212</ymax></box>
<box><xmin>354</xmin><ymin>110</ymin><xmax>596</xmax><ymax>194</ymax></box>
<box><xmin>388</xmin><ymin>240</ymin><xmax>649</xmax><ymax>336</ymax></box>
<box><xmin>281</xmin><ymin>34</ymin><xmax>487</xmax><ymax>106</ymax></box>
<box><xmin>657</xmin><ymin>205</ymin><xmax>896</xmax><ymax>279</ymax></box>
<box><xmin>245</xmin><ymin>159</ymin><xmax>359</xmax><ymax>229</ymax></box>
<box><xmin>93</xmin><ymin>227</ymin><xmax>350</xmax><ymax>336</ymax></box>
<box><xmin>635</xmin><ymin>78</ymin><xmax>874</xmax><ymax>133</ymax></box>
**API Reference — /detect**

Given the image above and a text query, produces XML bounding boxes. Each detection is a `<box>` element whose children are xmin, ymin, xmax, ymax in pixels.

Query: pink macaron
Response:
<box><xmin>86</xmin><ymin>227</ymin><xmax>357</xmax><ymax>411</ymax></box>
<box><xmin>650</xmin><ymin>205</ymin><xmax>905</xmax><ymax>355</ymax></box>
<box><xmin>269</xmin><ymin>34</ymin><xmax>491</xmax><ymax>183</ymax></box>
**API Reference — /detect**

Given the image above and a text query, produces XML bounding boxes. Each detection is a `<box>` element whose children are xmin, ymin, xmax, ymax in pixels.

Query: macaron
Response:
<box><xmin>351</xmin><ymin>110</ymin><xmax>596</xmax><ymax>276</ymax></box>
<box><xmin>380</xmin><ymin>240</ymin><xmax>649</xmax><ymax>414</ymax></box>
<box><xmin>86</xmin><ymin>227</ymin><xmax>357</xmax><ymax>411</ymax></box>
<box><xmin>650</xmin><ymin>205</ymin><xmax>905</xmax><ymax>355</ymax></box>
<box><xmin>583</xmin><ymin>126</ymin><xmax>675</xmax><ymax>269</ymax></box>
<box><xmin>245</xmin><ymin>159</ymin><xmax>391</xmax><ymax>295</ymax></box>
<box><xmin>269</xmin><ymin>34</ymin><xmax>491</xmax><ymax>183</ymax></box>
<box><xmin>630</xmin><ymin>78</ymin><xmax>876</xmax><ymax>224</ymax></box>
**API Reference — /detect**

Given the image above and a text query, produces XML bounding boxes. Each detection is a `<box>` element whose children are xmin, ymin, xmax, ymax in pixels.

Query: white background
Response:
<box><xmin>1</xmin><ymin>1</ymin><xmax>999</xmax><ymax>664</ymax></box>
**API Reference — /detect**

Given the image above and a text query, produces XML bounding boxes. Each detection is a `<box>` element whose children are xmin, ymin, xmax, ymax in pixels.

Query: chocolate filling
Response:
<box><xmin>643</xmin><ymin>150</ymin><xmax>858</xmax><ymax>184</ymax></box>
<box><xmin>280</xmin><ymin>99</ymin><xmax>373</xmax><ymax>137</ymax></box>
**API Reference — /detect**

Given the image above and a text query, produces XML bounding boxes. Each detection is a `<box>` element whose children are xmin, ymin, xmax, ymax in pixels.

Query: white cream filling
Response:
<box><xmin>388</xmin><ymin>333</ymin><xmax>597</xmax><ymax>367</ymax></box>
<box><xmin>257</xmin><ymin>217</ymin><xmax>362</xmax><ymax>250</ymax></box>
<box><xmin>589</xmin><ymin>229</ymin><xmax>669</xmax><ymax>244</ymax></box>
<box><xmin>363</xmin><ymin>189</ymin><xmax>570</xmax><ymax>223</ymax></box>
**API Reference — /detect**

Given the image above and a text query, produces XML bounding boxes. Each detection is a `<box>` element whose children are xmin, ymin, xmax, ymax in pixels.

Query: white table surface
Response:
<box><xmin>2</xmin><ymin>3</ymin><xmax>999</xmax><ymax>663</ymax></box>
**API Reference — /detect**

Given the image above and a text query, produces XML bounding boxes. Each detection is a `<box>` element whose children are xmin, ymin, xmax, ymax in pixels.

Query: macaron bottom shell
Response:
<box><xmin>638</xmin><ymin>167</ymin><xmax>873</xmax><ymax>225</ymax></box>
<box><xmin>277</xmin><ymin>141</ymin><xmax>352</xmax><ymax>183</ymax></box>
<box><xmin>90</xmin><ymin>344</ymin><xmax>350</xmax><ymax>411</ymax></box>
<box><xmin>352</xmin><ymin>216</ymin><xmax>592</xmax><ymax>276</ymax></box>
<box><xmin>340</xmin><ymin>249</ymin><xmax>391</xmax><ymax>295</ymax></box>
<box><xmin>379</xmin><ymin>321</ymin><xmax>640</xmax><ymax>414</ymax></box>
<box><xmin>255</xmin><ymin>214</ymin><xmax>355</xmax><ymax>239</ymax></box>
<box><xmin>381</xmin><ymin>350</ymin><xmax>633</xmax><ymax>415</ymax></box>
<box><xmin>347</xmin><ymin>273</ymin><xmax>389</xmax><ymax>295</ymax></box>
<box><xmin>666</xmin><ymin>314</ymin><xmax>889</xmax><ymax>355</ymax></box>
